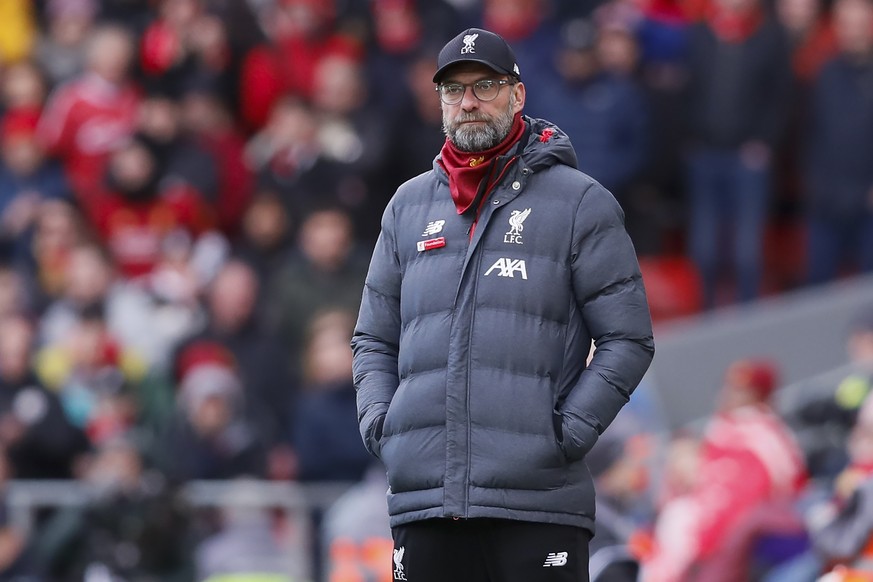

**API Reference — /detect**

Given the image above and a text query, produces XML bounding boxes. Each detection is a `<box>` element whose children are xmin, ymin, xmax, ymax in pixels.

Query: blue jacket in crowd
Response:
<box><xmin>806</xmin><ymin>54</ymin><xmax>873</xmax><ymax>220</ymax></box>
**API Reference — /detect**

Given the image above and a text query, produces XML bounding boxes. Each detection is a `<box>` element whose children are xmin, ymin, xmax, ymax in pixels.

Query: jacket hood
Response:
<box><xmin>434</xmin><ymin>116</ymin><xmax>578</xmax><ymax>182</ymax></box>
<box><xmin>519</xmin><ymin>116</ymin><xmax>578</xmax><ymax>172</ymax></box>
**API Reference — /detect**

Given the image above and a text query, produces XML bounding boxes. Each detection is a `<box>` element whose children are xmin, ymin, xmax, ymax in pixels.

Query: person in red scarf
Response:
<box><xmin>641</xmin><ymin>359</ymin><xmax>808</xmax><ymax>582</ymax></box>
<box><xmin>353</xmin><ymin>27</ymin><xmax>654</xmax><ymax>582</ymax></box>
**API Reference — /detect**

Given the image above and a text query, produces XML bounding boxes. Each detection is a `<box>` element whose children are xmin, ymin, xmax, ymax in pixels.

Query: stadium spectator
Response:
<box><xmin>154</xmin><ymin>362</ymin><xmax>267</xmax><ymax>482</ymax></box>
<box><xmin>641</xmin><ymin>359</ymin><xmax>807</xmax><ymax>581</ymax></box>
<box><xmin>88</xmin><ymin>135</ymin><xmax>214</xmax><ymax>279</ymax></box>
<box><xmin>137</xmin><ymin>91</ymin><xmax>220</xmax><ymax>207</ymax></box>
<box><xmin>179</xmin><ymin>84</ymin><xmax>254</xmax><ymax>236</ymax></box>
<box><xmin>683</xmin><ymin>0</ymin><xmax>793</xmax><ymax>307</ymax></box>
<box><xmin>39</xmin><ymin>239</ymin><xmax>209</xmax><ymax>378</ymax></box>
<box><xmin>771</xmin><ymin>0</ymin><xmax>836</xmax><ymax>281</ymax></box>
<box><xmin>267</xmin><ymin>207</ymin><xmax>368</xmax><ymax>353</ymax></box>
<box><xmin>33</xmin><ymin>0</ymin><xmax>99</xmax><ymax>87</ymax></box>
<box><xmin>0</xmin><ymin>263</ymin><xmax>28</xmax><ymax>318</ymax></box>
<box><xmin>37</xmin><ymin>245</ymin><xmax>118</xmax><ymax>350</ymax></box>
<box><xmin>594</xmin><ymin>1</ymin><xmax>644</xmax><ymax>78</ymax></box>
<box><xmin>634</xmin><ymin>0</ymin><xmax>690</xmax><ymax>70</ymax></box>
<box><xmin>0</xmin><ymin>109</ymin><xmax>72</xmax><ymax>262</ymax></box>
<box><xmin>480</xmin><ymin>0</ymin><xmax>562</xmax><ymax>101</ymax></box>
<box><xmin>789</xmin><ymin>313</ymin><xmax>873</xmax><ymax>478</ymax></box>
<box><xmin>35</xmin><ymin>434</ymin><xmax>195</xmax><ymax>580</ymax></box>
<box><xmin>139</xmin><ymin>0</ymin><xmax>234</xmax><ymax>102</ymax></box>
<box><xmin>24</xmin><ymin>198</ymin><xmax>87</xmax><ymax>310</ymax></box>
<box><xmin>37</xmin><ymin>25</ymin><xmax>140</xmax><ymax>207</ymax></box>
<box><xmin>311</xmin><ymin>51</ymin><xmax>395</xmax><ymax>238</ymax></box>
<box><xmin>0</xmin><ymin>59</ymin><xmax>48</xmax><ymax>117</ymax></box>
<box><xmin>35</xmin><ymin>305</ymin><xmax>143</xmax><ymax>442</ymax></box>
<box><xmin>238</xmin><ymin>0</ymin><xmax>362</xmax><ymax>129</ymax></box>
<box><xmin>777</xmin><ymin>0</ymin><xmax>836</xmax><ymax>83</ymax></box>
<box><xmin>532</xmin><ymin>17</ymin><xmax>650</xmax><ymax>240</ymax></box>
<box><xmin>0</xmin><ymin>314</ymin><xmax>89</xmax><ymax>479</ymax></box>
<box><xmin>766</xmin><ymin>388</ymin><xmax>873</xmax><ymax>581</ymax></box>
<box><xmin>173</xmin><ymin>259</ymin><xmax>293</xmax><ymax>449</ymax></box>
<box><xmin>803</xmin><ymin>0</ymin><xmax>873</xmax><ymax>285</ymax></box>
<box><xmin>800</xmin><ymin>394</ymin><xmax>873</xmax><ymax>580</ymax></box>
<box><xmin>245</xmin><ymin>96</ymin><xmax>366</xmax><ymax>225</ymax></box>
<box><xmin>382</xmin><ymin>49</ymin><xmax>447</xmax><ymax>194</ymax></box>
<box><xmin>631</xmin><ymin>0</ymin><xmax>691</xmax><ymax>256</ymax></box>
<box><xmin>232</xmin><ymin>190</ymin><xmax>294</xmax><ymax>295</ymax></box>
<box><xmin>365</xmin><ymin>0</ymin><xmax>461</xmax><ymax>116</ymax></box>
<box><xmin>291</xmin><ymin>309</ymin><xmax>372</xmax><ymax>483</ymax></box>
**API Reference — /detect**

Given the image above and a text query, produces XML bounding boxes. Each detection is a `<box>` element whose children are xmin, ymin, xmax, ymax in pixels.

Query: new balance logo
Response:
<box><xmin>422</xmin><ymin>220</ymin><xmax>445</xmax><ymax>236</ymax></box>
<box><xmin>484</xmin><ymin>258</ymin><xmax>528</xmax><ymax>279</ymax></box>
<box><xmin>543</xmin><ymin>551</ymin><xmax>568</xmax><ymax>567</ymax></box>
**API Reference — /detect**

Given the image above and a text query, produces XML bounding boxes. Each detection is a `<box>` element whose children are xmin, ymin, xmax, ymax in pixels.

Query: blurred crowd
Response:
<box><xmin>581</xmin><ymin>315</ymin><xmax>873</xmax><ymax>582</ymax></box>
<box><xmin>0</xmin><ymin>0</ymin><xmax>871</xmax><ymax>579</ymax></box>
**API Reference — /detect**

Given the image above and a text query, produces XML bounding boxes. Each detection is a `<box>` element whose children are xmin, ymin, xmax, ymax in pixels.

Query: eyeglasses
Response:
<box><xmin>436</xmin><ymin>79</ymin><xmax>515</xmax><ymax>105</ymax></box>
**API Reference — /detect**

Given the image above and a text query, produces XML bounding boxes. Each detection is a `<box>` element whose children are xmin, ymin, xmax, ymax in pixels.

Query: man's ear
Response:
<box><xmin>512</xmin><ymin>82</ymin><xmax>526</xmax><ymax>114</ymax></box>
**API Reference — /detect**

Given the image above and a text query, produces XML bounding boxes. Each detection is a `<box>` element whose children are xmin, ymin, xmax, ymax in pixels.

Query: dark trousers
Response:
<box><xmin>390</xmin><ymin>518</ymin><xmax>592</xmax><ymax>582</ymax></box>
<box><xmin>806</xmin><ymin>213</ymin><xmax>873</xmax><ymax>285</ymax></box>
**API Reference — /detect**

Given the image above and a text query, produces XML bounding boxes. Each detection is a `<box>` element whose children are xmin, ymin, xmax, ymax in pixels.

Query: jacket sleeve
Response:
<box><xmin>559</xmin><ymin>182</ymin><xmax>655</xmax><ymax>461</ymax></box>
<box><xmin>351</xmin><ymin>201</ymin><xmax>402</xmax><ymax>458</ymax></box>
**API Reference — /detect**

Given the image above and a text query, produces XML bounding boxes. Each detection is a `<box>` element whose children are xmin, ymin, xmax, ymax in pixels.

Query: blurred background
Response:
<box><xmin>0</xmin><ymin>0</ymin><xmax>872</xmax><ymax>580</ymax></box>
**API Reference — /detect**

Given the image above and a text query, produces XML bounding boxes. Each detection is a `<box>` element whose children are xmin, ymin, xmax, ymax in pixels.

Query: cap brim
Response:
<box><xmin>433</xmin><ymin>58</ymin><xmax>517</xmax><ymax>83</ymax></box>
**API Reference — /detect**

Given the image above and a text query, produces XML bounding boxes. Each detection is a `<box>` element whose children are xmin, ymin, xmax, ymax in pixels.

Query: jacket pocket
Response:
<box><xmin>469</xmin><ymin>428</ymin><xmax>568</xmax><ymax>490</ymax></box>
<box><xmin>380</xmin><ymin>428</ymin><xmax>445</xmax><ymax>493</ymax></box>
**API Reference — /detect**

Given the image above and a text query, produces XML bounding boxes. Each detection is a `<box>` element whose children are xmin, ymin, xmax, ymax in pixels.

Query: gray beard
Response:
<box><xmin>443</xmin><ymin>99</ymin><xmax>515</xmax><ymax>153</ymax></box>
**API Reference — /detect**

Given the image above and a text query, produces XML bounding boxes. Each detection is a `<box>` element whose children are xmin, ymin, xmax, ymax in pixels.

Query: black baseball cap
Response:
<box><xmin>433</xmin><ymin>28</ymin><xmax>521</xmax><ymax>83</ymax></box>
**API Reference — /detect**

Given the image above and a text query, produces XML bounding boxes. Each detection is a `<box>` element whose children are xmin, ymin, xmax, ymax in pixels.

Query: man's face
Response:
<box><xmin>440</xmin><ymin>63</ymin><xmax>525</xmax><ymax>153</ymax></box>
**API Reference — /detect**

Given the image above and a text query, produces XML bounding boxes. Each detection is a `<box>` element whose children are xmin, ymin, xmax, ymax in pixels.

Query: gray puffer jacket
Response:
<box><xmin>352</xmin><ymin>117</ymin><xmax>654</xmax><ymax>532</ymax></box>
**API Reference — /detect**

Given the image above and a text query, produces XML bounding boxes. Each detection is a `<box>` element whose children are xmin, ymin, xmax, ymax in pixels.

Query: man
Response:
<box><xmin>352</xmin><ymin>28</ymin><xmax>654</xmax><ymax>582</ymax></box>
<box><xmin>683</xmin><ymin>0</ymin><xmax>792</xmax><ymax>307</ymax></box>
<box><xmin>37</xmin><ymin>24</ymin><xmax>140</xmax><ymax>208</ymax></box>
<box><xmin>804</xmin><ymin>0</ymin><xmax>873</xmax><ymax>284</ymax></box>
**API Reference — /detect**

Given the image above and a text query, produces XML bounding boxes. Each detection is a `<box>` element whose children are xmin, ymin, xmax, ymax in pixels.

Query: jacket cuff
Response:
<box><xmin>560</xmin><ymin>416</ymin><xmax>600</xmax><ymax>462</ymax></box>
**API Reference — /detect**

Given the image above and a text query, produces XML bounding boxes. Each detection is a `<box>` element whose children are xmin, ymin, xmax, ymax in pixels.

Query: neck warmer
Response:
<box><xmin>439</xmin><ymin>112</ymin><xmax>525</xmax><ymax>215</ymax></box>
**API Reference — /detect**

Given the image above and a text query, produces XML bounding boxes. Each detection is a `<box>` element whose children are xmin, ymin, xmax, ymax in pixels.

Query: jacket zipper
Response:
<box><xmin>463</xmin><ymin>246</ymin><xmax>484</xmax><ymax>516</ymax></box>
<box><xmin>460</xmin><ymin>165</ymin><xmax>521</xmax><ymax>516</ymax></box>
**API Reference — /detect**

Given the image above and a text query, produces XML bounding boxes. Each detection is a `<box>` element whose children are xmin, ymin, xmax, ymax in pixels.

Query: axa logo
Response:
<box><xmin>504</xmin><ymin>208</ymin><xmax>531</xmax><ymax>244</ymax></box>
<box><xmin>485</xmin><ymin>258</ymin><xmax>528</xmax><ymax>280</ymax></box>
<box><xmin>393</xmin><ymin>546</ymin><xmax>407</xmax><ymax>580</ymax></box>
<box><xmin>422</xmin><ymin>220</ymin><xmax>445</xmax><ymax>236</ymax></box>
<box><xmin>461</xmin><ymin>33</ymin><xmax>478</xmax><ymax>54</ymax></box>
<box><xmin>543</xmin><ymin>551</ymin><xmax>568</xmax><ymax>567</ymax></box>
